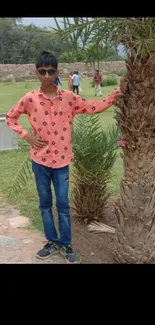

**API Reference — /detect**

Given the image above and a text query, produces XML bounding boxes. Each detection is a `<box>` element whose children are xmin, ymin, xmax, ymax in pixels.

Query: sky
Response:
<box><xmin>22</xmin><ymin>18</ymin><xmax>63</xmax><ymax>28</ymax></box>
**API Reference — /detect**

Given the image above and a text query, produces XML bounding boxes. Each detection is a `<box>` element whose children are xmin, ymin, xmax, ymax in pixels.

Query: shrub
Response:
<box><xmin>71</xmin><ymin>114</ymin><xmax>120</xmax><ymax>223</ymax></box>
<box><xmin>102</xmin><ymin>77</ymin><xmax>118</xmax><ymax>86</ymax></box>
<box><xmin>107</xmin><ymin>70</ymin><xmax>127</xmax><ymax>76</ymax></box>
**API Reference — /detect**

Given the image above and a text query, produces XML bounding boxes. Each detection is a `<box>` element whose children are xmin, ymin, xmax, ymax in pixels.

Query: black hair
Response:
<box><xmin>96</xmin><ymin>69</ymin><xmax>99</xmax><ymax>73</ymax></box>
<box><xmin>35</xmin><ymin>51</ymin><xmax>58</xmax><ymax>69</ymax></box>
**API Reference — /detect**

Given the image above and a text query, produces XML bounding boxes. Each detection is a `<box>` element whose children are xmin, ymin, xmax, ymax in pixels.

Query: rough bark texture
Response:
<box><xmin>114</xmin><ymin>54</ymin><xmax>155</xmax><ymax>263</ymax></box>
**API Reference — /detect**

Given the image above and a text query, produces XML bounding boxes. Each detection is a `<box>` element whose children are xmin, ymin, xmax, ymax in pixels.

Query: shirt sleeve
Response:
<box><xmin>5</xmin><ymin>94</ymin><xmax>29</xmax><ymax>139</ymax></box>
<box><xmin>70</xmin><ymin>88</ymin><xmax>122</xmax><ymax>116</ymax></box>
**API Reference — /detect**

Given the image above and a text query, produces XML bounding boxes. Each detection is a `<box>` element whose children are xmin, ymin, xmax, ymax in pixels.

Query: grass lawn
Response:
<box><xmin>0</xmin><ymin>78</ymin><xmax>123</xmax><ymax>231</ymax></box>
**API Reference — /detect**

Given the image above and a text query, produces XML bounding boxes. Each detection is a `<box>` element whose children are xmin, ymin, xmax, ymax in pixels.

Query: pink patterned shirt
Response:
<box><xmin>6</xmin><ymin>86</ymin><xmax>121</xmax><ymax>168</ymax></box>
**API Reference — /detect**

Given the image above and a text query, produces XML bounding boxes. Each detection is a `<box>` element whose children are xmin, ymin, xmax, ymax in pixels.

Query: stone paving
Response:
<box><xmin>0</xmin><ymin>201</ymin><xmax>65</xmax><ymax>264</ymax></box>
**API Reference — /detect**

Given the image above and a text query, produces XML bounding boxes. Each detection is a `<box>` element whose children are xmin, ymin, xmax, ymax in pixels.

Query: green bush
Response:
<box><xmin>90</xmin><ymin>76</ymin><xmax>118</xmax><ymax>88</ymax></box>
<box><xmin>116</xmin><ymin>70</ymin><xmax>126</xmax><ymax>76</ymax></box>
<box><xmin>103</xmin><ymin>56</ymin><xmax>127</xmax><ymax>61</ymax></box>
<box><xmin>107</xmin><ymin>70</ymin><xmax>127</xmax><ymax>76</ymax></box>
<box><xmin>102</xmin><ymin>77</ymin><xmax>118</xmax><ymax>86</ymax></box>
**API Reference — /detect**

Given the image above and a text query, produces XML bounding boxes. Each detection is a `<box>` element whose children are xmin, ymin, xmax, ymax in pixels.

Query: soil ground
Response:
<box><xmin>0</xmin><ymin>197</ymin><xmax>117</xmax><ymax>264</ymax></box>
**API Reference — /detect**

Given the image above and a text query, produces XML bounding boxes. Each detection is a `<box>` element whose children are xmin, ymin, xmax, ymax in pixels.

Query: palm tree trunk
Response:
<box><xmin>114</xmin><ymin>53</ymin><xmax>155</xmax><ymax>263</ymax></box>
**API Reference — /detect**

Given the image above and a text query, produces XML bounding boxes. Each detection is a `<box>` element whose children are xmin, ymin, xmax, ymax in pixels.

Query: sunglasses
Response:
<box><xmin>38</xmin><ymin>69</ymin><xmax>56</xmax><ymax>76</ymax></box>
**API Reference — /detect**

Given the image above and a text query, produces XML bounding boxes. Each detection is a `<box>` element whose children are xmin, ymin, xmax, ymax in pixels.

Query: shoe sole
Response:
<box><xmin>36</xmin><ymin>250</ymin><xmax>59</xmax><ymax>260</ymax></box>
<box><xmin>59</xmin><ymin>250</ymin><xmax>79</xmax><ymax>264</ymax></box>
<box><xmin>65</xmin><ymin>258</ymin><xmax>78</xmax><ymax>264</ymax></box>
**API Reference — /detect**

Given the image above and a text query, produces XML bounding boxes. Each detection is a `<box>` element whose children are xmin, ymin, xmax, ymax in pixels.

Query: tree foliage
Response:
<box><xmin>0</xmin><ymin>18</ymin><xmax>72</xmax><ymax>63</ymax></box>
<box><xmin>71</xmin><ymin>114</ymin><xmax>120</xmax><ymax>223</ymax></box>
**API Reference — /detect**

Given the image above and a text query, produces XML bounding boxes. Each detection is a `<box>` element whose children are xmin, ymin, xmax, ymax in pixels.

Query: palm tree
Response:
<box><xmin>53</xmin><ymin>17</ymin><xmax>155</xmax><ymax>263</ymax></box>
<box><xmin>113</xmin><ymin>18</ymin><xmax>155</xmax><ymax>264</ymax></box>
<box><xmin>71</xmin><ymin>114</ymin><xmax>120</xmax><ymax>224</ymax></box>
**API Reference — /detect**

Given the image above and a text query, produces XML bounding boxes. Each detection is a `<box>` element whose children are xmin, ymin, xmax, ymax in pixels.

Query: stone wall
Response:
<box><xmin>0</xmin><ymin>61</ymin><xmax>126</xmax><ymax>82</ymax></box>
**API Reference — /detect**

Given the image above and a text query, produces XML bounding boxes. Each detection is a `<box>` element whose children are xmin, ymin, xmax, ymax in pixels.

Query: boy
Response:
<box><xmin>94</xmin><ymin>69</ymin><xmax>102</xmax><ymax>96</ymax></box>
<box><xmin>6</xmin><ymin>51</ymin><xmax>122</xmax><ymax>264</ymax></box>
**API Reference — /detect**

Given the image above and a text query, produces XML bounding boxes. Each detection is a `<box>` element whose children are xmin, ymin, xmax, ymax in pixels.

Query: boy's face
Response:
<box><xmin>36</xmin><ymin>65</ymin><xmax>58</xmax><ymax>86</ymax></box>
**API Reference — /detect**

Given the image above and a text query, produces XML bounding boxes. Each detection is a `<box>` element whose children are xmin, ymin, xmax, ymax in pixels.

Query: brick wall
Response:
<box><xmin>0</xmin><ymin>61</ymin><xmax>126</xmax><ymax>81</ymax></box>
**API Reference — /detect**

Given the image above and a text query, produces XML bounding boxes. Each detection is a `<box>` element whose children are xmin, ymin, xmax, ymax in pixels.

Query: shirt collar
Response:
<box><xmin>37</xmin><ymin>85</ymin><xmax>62</xmax><ymax>97</ymax></box>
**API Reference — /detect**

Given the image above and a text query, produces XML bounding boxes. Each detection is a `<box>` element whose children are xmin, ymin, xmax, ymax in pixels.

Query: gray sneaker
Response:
<box><xmin>36</xmin><ymin>241</ymin><xmax>58</xmax><ymax>259</ymax></box>
<box><xmin>60</xmin><ymin>245</ymin><xmax>78</xmax><ymax>264</ymax></box>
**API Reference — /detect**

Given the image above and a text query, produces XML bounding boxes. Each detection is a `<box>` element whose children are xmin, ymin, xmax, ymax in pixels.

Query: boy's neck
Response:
<box><xmin>41</xmin><ymin>83</ymin><xmax>56</xmax><ymax>94</ymax></box>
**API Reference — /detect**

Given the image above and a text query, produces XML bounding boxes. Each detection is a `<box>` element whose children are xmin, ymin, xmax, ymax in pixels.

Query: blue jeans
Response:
<box><xmin>32</xmin><ymin>161</ymin><xmax>71</xmax><ymax>246</ymax></box>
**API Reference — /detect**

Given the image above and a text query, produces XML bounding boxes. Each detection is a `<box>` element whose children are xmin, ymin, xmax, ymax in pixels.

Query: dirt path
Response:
<box><xmin>0</xmin><ymin>197</ymin><xmax>117</xmax><ymax>264</ymax></box>
<box><xmin>0</xmin><ymin>200</ymin><xmax>65</xmax><ymax>264</ymax></box>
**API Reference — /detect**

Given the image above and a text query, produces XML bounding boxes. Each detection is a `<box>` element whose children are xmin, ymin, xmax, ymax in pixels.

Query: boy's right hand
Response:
<box><xmin>23</xmin><ymin>134</ymin><xmax>46</xmax><ymax>148</ymax></box>
<box><xmin>120</xmin><ymin>76</ymin><xmax>128</xmax><ymax>91</ymax></box>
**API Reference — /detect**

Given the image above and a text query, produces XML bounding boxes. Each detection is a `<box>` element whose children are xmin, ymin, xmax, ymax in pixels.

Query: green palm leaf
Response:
<box><xmin>71</xmin><ymin>114</ymin><xmax>120</xmax><ymax>223</ymax></box>
<box><xmin>6</xmin><ymin>157</ymin><xmax>33</xmax><ymax>198</ymax></box>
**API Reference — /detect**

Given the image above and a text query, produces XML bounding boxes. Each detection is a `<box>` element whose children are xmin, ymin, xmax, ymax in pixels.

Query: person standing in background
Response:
<box><xmin>93</xmin><ymin>70</ymin><xmax>102</xmax><ymax>96</ymax></box>
<box><xmin>72</xmin><ymin>71</ymin><xmax>80</xmax><ymax>95</ymax></box>
<box><xmin>54</xmin><ymin>75</ymin><xmax>62</xmax><ymax>89</ymax></box>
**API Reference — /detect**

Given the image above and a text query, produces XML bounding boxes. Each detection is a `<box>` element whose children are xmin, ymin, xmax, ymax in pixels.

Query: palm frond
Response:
<box><xmin>51</xmin><ymin>17</ymin><xmax>155</xmax><ymax>59</ymax></box>
<box><xmin>87</xmin><ymin>221</ymin><xmax>115</xmax><ymax>234</ymax></box>
<box><xmin>72</xmin><ymin>114</ymin><xmax>120</xmax><ymax>173</ymax></box>
<box><xmin>7</xmin><ymin>157</ymin><xmax>33</xmax><ymax>198</ymax></box>
<box><xmin>71</xmin><ymin>114</ymin><xmax>120</xmax><ymax>223</ymax></box>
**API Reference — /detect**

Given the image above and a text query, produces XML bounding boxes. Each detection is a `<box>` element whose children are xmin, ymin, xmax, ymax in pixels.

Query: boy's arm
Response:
<box><xmin>70</xmin><ymin>88</ymin><xmax>122</xmax><ymax>116</ymax></box>
<box><xmin>5</xmin><ymin>95</ymin><xmax>29</xmax><ymax>138</ymax></box>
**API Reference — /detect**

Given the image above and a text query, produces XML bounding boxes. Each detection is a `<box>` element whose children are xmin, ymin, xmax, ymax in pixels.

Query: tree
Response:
<box><xmin>59</xmin><ymin>48</ymin><xmax>86</xmax><ymax>62</ymax></box>
<box><xmin>52</xmin><ymin>17</ymin><xmax>155</xmax><ymax>264</ymax></box>
<box><xmin>59</xmin><ymin>52</ymin><xmax>76</xmax><ymax>63</ymax></box>
<box><xmin>0</xmin><ymin>18</ymin><xmax>22</xmax><ymax>25</ymax></box>
<box><xmin>0</xmin><ymin>18</ymin><xmax>74</xmax><ymax>64</ymax></box>
<box><xmin>52</xmin><ymin>18</ymin><xmax>126</xmax><ymax>67</ymax></box>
